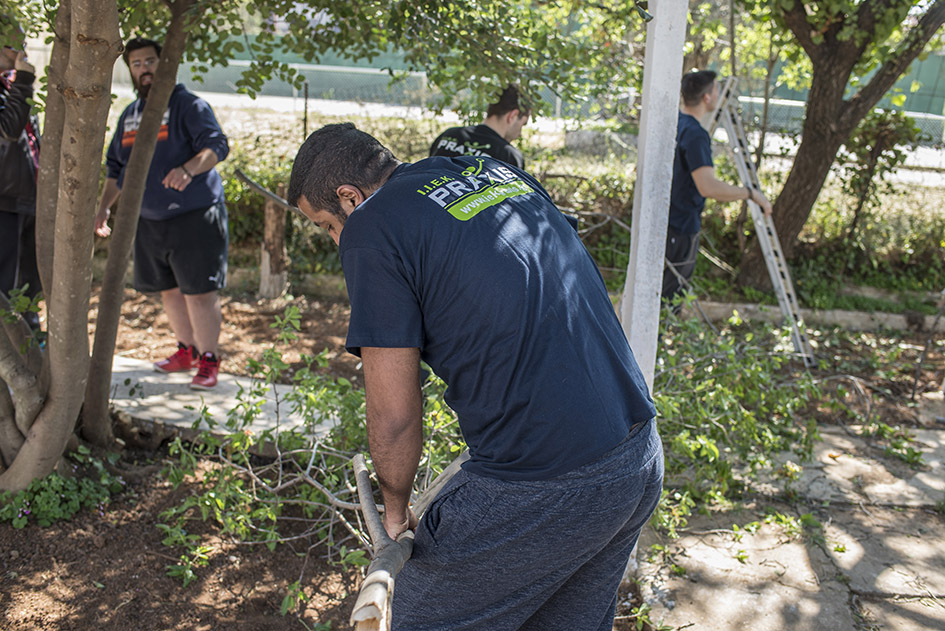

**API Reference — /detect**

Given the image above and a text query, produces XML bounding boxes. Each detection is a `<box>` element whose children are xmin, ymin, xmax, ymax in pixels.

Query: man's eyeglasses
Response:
<box><xmin>130</xmin><ymin>57</ymin><xmax>158</xmax><ymax>69</ymax></box>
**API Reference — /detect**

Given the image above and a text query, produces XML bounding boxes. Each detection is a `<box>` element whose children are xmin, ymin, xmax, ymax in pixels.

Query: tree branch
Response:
<box><xmin>852</xmin><ymin>0</ymin><xmax>898</xmax><ymax>46</ymax></box>
<box><xmin>842</xmin><ymin>0</ymin><xmax>945</xmax><ymax>128</ymax></box>
<box><xmin>0</xmin><ymin>300</ymin><xmax>42</xmax><ymax>377</ymax></box>
<box><xmin>780</xmin><ymin>2</ymin><xmax>822</xmax><ymax>61</ymax></box>
<box><xmin>825</xmin><ymin>0</ymin><xmax>900</xmax><ymax>65</ymax></box>
<box><xmin>0</xmin><ymin>316</ymin><xmax>43</xmax><ymax>436</ymax></box>
<box><xmin>0</xmin><ymin>385</ymin><xmax>24</xmax><ymax>468</ymax></box>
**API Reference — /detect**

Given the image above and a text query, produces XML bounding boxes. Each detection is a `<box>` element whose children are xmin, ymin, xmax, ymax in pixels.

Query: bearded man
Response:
<box><xmin>95</xmin><ymin>37</ymin><xmax>230</xmax><ymax>389</ymax></box>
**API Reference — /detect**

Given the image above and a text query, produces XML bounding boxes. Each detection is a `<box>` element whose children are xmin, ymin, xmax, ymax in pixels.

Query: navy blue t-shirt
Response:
<box><xmin>429</xmin><ymin>124</ymin><xmax>525</xmax><ymax>170</ymax></box>
<box><xmin>669</xmin><ymin>112</ymin><xmax>713</xmax><ymax>235</ymax></box>
<box><xmin>340</xmin><ymin>156</ymin><xmax>656</xmax><ymax>481</ymax></box>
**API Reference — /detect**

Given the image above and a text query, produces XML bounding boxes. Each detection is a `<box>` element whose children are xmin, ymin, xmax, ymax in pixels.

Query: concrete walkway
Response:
<box><xmin>109</xmin><ymin>354</ymin><xmax>310</xmax><ymax>445</ymax></box>
<box><xmin>634</xmin><ymin>395</ymin><xmax>945</xmax><ymax>631</ymax></box>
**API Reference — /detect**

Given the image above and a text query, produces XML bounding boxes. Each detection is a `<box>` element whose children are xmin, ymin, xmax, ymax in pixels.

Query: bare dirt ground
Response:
<box><xmin>2</xmin><ymin>284</ymin><xmax>365</xmax><ymax>631</ymax></box>
<box><xmin>2</xmin><ymin>281</ymin><xmax>943</xmax><ymax>630</ymax></box>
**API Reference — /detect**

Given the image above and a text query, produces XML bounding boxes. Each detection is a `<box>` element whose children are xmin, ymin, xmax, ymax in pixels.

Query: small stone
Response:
<box><xmin>92</xmin><ymin>535</ymin><xmax>105</xmax><ymax>549</ymax></box>
<box><xmin>9</xmin><ymin>550</ymin><xmax>19</xmax><ymax>560</ymax></box>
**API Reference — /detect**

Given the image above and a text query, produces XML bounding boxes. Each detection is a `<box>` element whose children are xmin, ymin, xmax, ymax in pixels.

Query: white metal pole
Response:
<box><xmin>620</xmin><ymin>0</ymin><xmax>689</xmax><ymax>391</ymax></box>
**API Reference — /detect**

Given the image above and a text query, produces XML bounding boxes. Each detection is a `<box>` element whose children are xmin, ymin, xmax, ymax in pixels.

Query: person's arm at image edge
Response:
<box><xmin>691</xmin><ymin>165</ymin><xmax>773</xmax><ymax>215</ymax></box>
<box><xmin>94</xmin><ymin>177</ymin><xmax>121</xmax><ymax>237</ymax></box>
<box><xmin>361</xmin><ymin>346</ymin><xmax>424</xmax><ymax>540</ymax></box>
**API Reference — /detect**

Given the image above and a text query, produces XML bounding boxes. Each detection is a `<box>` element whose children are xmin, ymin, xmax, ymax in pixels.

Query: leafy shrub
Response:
<box><xmin>158</xmin><ymin>307</ymin><xmax>465</xmax><ymax>602</ymax></box>
<box><xmin>651</xmin><ymin>310</ymin><xmax>821</xmax><ymax>533</ymax></box>
<box><xmin>0</xmin><ymin>446</ymin><xmax>126</xmax><ymax>528</ymax></box>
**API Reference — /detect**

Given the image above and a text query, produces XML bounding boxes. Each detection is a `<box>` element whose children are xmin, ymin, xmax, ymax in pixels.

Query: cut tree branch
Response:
<box><xmin>349</xmin><ymin>450</ymin><xmax>469</xmax><ymax>631</ymax></box>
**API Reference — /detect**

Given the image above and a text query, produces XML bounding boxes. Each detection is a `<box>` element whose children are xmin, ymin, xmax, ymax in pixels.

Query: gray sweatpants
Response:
<box><xmin>392</xmin><ymin>419</ymin><xmax>664</xmax><ymax>631</ymax></box>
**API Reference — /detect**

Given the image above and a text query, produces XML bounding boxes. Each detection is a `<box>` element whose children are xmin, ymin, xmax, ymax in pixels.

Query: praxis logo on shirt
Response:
<box><xmin>417</xmin><ymin>160</ymin><xmax>534</xmax><ymax>221</ymax></box>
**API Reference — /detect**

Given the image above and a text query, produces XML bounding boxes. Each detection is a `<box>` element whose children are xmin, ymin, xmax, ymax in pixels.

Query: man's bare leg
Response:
<box><xmin>182</xmin><ymin>290</ymin><xmax>222</xmax><ymax>356</ymax></box>
<box><xmin>161</xmin><ymin>287</ymin><xmax>196</xmax><ymax>348</ymax></box>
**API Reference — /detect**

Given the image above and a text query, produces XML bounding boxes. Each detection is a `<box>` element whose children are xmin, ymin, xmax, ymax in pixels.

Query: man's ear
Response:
<box><xmin>505</xmin><ymin>109</ymin><xmax>521</xmax><ymax>125</ymax></box>
<box><xmin>335</xmin><ymin>184</ymin><xmax>365</xmax><ymax>216</ymax></box>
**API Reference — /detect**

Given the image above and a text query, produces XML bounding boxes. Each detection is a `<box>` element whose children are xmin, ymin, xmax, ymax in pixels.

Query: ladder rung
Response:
<box><xmin>713</xmin><ymin>81</ymin><xmax>815</xmax><ymax>367</ymax></box>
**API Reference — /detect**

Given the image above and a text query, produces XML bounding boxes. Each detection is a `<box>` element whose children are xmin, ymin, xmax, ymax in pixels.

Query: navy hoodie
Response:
<box><xmin>105</xmin><ymin>83</ymin><xmax>229</xmax><ymax>221</ymax></box>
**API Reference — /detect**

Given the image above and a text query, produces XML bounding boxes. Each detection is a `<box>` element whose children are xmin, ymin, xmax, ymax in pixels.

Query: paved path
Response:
<box><xmin>635</xmin><ymin>396</ymin><xmax>945</xmax><ymax>631</ymax></box>
<box><xmin>109</xmin><ymin>354</ymin><xmax>312</xmax><ymax>445</ymax></box>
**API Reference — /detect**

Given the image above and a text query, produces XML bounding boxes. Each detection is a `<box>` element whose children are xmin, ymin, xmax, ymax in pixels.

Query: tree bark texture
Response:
<box><xmin>737</xmin><ymin>0</ymin><xmax>945</xmax><ymax>289</ymax></box>
<box><xmin>34</xmin><ymin>1</ymin><xmax>72</xmax><ymax>294</ymax></box>
<box><xmin>0</xmin><ymin>0</ymin><xmax>122</xmax><ymax>492</ymax></box>
<box><xmin>83</xmin><ymin>0</ymin><xmax>197</xmax><ymax>447</ymax></box>
<box><xmin>259</xmin><ymin>184</ymin><xmax>288</xmax><ymax>299</ymax></box>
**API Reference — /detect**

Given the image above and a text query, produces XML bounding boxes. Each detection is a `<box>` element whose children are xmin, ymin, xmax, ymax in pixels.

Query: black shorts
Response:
<box><xmin>661</xmin><ymin>227</ymin><xmax>700</xmax><ymax>302</ymax></box>
<box><xmin>134</xmin><ymin>202</ymin><xmax>228</xmax><ymax>295</ymax></box>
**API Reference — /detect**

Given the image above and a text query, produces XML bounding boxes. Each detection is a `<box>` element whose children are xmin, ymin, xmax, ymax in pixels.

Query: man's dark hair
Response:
<box><xmin>288</xmin><ymin>123</ymin><xmax>399</xmax><ymax>220</ymax></box>
<box><xmin>122</xmin><ymin>37</ymin><xmax>162</xmax><ymax>66</ymax></box>
<box><xmin>681</xmin><ymin>70</ymin><xmax>717</xmax><ymax>107</ymax></box>
<box><xmin>486</xmin><ymin>84</ymin><xmax>531</xmax><ymax>118</ymax></box>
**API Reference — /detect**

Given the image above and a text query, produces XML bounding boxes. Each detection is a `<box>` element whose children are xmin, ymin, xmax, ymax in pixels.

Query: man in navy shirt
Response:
<box><xmin>664</xmin><ymin>70</ymin><xmax>772</xmax><ymax>306</ymax></box>
<box><xmin>289</xmin><ymin>123</ymin><xmax>663</xmax><ymax>630</ymax></box>
<box><xmin>95</xmin><ymin>37</ymin><xmax>229</xmax><ymax>389</ymax></box>
<box><xmin>429</xmin><ymin>84</ymin><xmax>529</xmax><ymax>169</ymax></box>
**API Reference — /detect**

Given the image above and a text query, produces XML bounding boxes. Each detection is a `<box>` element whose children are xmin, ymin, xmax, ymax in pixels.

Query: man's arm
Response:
<box><xmin>691</xmin><ymin>166</ymin><xmax>773</xmax><ymax>215</ymax></box>
<box><xmin>94</xmin><ymin>177</ymin><xmax>121</xmax><ymax>237</ymax></box>
<box><xmin>161</xmin><ymin>147</ymin><xmax>220</xmax><ymax>192</ymax></box>
<box><xmin>361</xmin><ymin>346</ymin><xmax>423</xmax><ymax>540</ymax></box>
<box><xmin>0</xmin><ymin>64</ymin><xmax>34</xmax><ymax>142</ymax></box>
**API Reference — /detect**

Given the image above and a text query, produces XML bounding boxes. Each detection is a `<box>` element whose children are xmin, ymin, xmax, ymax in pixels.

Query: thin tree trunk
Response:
<box><xmin>259</xmin><ymin>184</ymin><xmax>288</xmax><ymax>299</ymax></box>
<box><xmin>846</xmin><ymin>146</ymin><xmax>884</xmax><ymax>240</ymax></box>
<box><xmin>753</xmin><ymin>32</ymin><xmax>776</xmax><ymax>171</ymax></box>
<box><xmin>83</xmin><ymin>0</ymin><xmax>196</xmax><ymax>447</ymax></box>
<box><xmin>0</xmin><ymin>0</ymin><xmax>121</xmax><ymax>492</ymax></box>
<box><xmin>728</xmin><ymin>0</ymin><xmax>735</xmax><ymax>79</ymax></box>
<box><xmin>0</xmin><ymin>0</ymin><xmax>72</xmax><ymax>477</ymax></box>
<box><xmin>34</xmin><ymin>2</ymin><xmax>71</xmax><ymax>294</ymax></box>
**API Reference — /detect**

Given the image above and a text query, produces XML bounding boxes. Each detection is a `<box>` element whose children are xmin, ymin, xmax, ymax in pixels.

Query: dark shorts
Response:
<box><xmin>134</xmin><ymin>202</ymin><xmax>228</xmax><ymax>295</ymax></box>
<box><xmin>662</xmin><ymin>227</ymin><xmax>700</xmax><ymax>303</ymax></box>
<box><xmin>392</xmin><ymin>419</ymin><xmax>664</xmax><ymax>631</ymax></box>
<box><xmin>0</xmin><ymin>211</ymin><xmax>40</xmax><ymax>300</ymax></box>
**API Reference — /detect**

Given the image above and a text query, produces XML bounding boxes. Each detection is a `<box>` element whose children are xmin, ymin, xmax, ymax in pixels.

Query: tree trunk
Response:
<box><xmin>737</xmin><ymin>56</ymin><xmax>850</xmax><ymax>288</ymax></box>
<box><xmin>259</xmin><ymin>184</ymin><xmax>288</xmax><ymax>299</ymax></box>
<box><xmin>0</xmin><ymin>0</ymin><xmax>122</xmax><ymax>492</ymax></box>
<box><xmin>34</xmin><ymin>2</ymin><xmax>71</xmax><ymax>294</ymax></box>
<box><xmin>737</xmin><ymin>0</ymin><xmax>945</xmax><ymax>289</ymax></box>
<box><xmin>82</xmin><ymin>0</ymin><xmax>197</xmax><ymax>447</ymax></box>
<box><xmin>0</xmin><ymin>0</ymin><xmax>73</xmax><ymax>478</ymax></box>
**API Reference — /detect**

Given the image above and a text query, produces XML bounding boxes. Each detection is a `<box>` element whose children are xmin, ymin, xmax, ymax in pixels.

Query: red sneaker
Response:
<box><xmin>190</xmin><ymin>352</ymin><xmax>220</xmax><ymax>390</ymax></box>
<box><xmin>154</xmin><ymin>343</ymin><xmax>198</xmax><ymax>373</ymax></box>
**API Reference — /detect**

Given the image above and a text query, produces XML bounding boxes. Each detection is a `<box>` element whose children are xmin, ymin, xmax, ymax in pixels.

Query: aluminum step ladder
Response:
<box><xmin>707</xmin><ymin>77</ymin><xmax>816</xmax><ymax>368</ymax></box>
